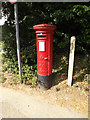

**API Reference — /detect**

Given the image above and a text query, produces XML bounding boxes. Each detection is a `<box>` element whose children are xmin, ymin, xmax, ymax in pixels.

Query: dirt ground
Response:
<box><xmin>0</xmin><ymin>85</ymin><xmax>88</xmax><ymax>118</ymax></box>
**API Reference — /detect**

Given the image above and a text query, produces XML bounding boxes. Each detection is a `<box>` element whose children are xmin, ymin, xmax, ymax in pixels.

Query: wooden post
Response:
<box><xmin>14</xmin><ymin>3</ymin><xmax>22</xmax><ymax>83</ymax></box>
<box><xmin>68</xmin><ymin>36</ymin><xmax>76</xmax><ymax>86</ymax></box>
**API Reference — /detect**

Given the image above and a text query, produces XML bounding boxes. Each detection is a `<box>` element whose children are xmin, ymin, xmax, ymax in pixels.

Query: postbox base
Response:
<box><xmin>37</xmin><ymin>73</ymin><xmax>52</xmax><ymax>90</ymax></box>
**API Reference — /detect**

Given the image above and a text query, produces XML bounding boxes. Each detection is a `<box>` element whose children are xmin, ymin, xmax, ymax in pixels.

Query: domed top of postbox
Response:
<box><xmin>33</xmin><ymin>24</ymin><xmax>56</xmax><ymax>31</ymax></box>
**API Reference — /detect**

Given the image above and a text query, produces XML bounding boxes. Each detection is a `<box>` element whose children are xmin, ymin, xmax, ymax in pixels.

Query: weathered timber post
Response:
<box><xmin>68</xmin><ymin>36</ymin><xmax>76</xmax><ymax>86</ymax></box>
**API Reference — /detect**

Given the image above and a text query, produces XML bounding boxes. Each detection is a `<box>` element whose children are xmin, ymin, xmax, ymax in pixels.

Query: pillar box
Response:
<box><xmin>33</xmin><ymin>24</ymin><xmax>56</xmax><ymax>89</ymax></box>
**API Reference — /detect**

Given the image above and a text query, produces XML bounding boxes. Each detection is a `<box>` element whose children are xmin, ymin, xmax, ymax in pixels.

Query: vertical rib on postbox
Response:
<box><xmin>33</xmin><ymin>24</ymin><xmax>56</xmax><ymax>89</ymax></box>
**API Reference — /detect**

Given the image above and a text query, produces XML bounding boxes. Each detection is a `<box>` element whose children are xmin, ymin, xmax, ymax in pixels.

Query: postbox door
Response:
<box><xmin>37</xmin><ymin>34</ymin><xmax>49</xmax><ymax>75</ymax></box>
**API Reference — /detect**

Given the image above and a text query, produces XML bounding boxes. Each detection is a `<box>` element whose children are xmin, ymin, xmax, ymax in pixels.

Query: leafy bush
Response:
<box><xmin>0</xmin><ymin>73</ymin><xmax>6</xmax><ymax>83</ymax></box>
<box><xmin>2</xmin><ymin>2</ymin><xmax>90</xmax><ymax>55</ymax></box>
<box><xmin>9</xmin><ymin>74</ymin><xmax>21</xmax><ymax>85</ymax></box>
<box><xmin>2</xmin><ymin>51</ymin><xmax>37</xmax><ymax>86</ymax></box>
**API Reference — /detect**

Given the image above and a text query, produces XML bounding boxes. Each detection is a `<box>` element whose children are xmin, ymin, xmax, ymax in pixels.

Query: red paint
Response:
<box><xmin>33</xmin><ymin>24</ymin><xmax>56</xmax><ymax>76</ymax></box>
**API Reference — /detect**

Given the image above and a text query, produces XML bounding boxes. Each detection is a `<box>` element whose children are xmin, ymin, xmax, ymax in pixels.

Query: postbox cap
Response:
<box><xmin>33</xmin><ymin>24</ymin><xmax>56</xmax><ymax>31</ymax></box>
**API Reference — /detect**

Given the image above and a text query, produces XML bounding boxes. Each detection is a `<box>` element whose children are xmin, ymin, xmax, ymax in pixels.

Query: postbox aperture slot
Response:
<box><xmin>39</xmin><ymin>41</ymin><xmax>45</xmax><ymax>52</ymax></box>
<box><xmin>38</xmin><ymin>36</ymin><xmax>46</xmax><ymax>37</ymax></box>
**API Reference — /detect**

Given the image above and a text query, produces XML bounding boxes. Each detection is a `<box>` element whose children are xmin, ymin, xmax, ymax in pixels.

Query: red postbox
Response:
<box><xmin>33</xmin><ymin>24</ymin><xmax>56</xmax><ymax>89</ymax></box>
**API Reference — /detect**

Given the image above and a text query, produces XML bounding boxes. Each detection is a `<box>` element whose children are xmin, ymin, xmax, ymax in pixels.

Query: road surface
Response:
<box><xmin>0</xmin><ymin>86</ymin><xmax>87</xmax><ymax>118</ymax></box>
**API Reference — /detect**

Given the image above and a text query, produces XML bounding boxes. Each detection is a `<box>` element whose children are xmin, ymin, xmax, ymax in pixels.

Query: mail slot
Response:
<box><xmin>33</xmin><ymin>24</ymin><xmax>56</xmax><ymax>89</ymax></box>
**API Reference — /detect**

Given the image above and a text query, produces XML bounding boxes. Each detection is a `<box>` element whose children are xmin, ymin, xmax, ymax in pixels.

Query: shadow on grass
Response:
<box><xmin>52</xmin><ymin>66</ymin><xmax>68</xmax><ymax>86</ymax></box>
<box><xmin>72</xmin><ymin>54</ymin><xmax>90</xmax><ymax>85</ymax></box>
<box><xmin>73</xmin><ymin>67</ymin><xmax>89</xmax><ymax>85</ymax></box>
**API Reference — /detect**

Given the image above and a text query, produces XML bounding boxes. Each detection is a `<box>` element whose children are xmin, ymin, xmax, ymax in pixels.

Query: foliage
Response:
<box><xmin>9</xmin><ymin>74</ymin><xmax>21</xmax><ymax>85</ymax></box>
<box><xmin>0</xmin><ymin>73</ymin><xmax>6</xmax><ymax>83</ymax></box>
<box><xmin>0</xmin><ymin>2</ymin><xmax>2</xmax><ymax>19</ymax></box>
<box><xmin>2</xmin><ymin>54</ymin><xmax>37</xmax><ymax>86</ymax></box>
<box><xmin>55</xmin><ymin>87</ymin><xmax>60</xmax><ymax>92</ymax></box>
<box><xmin>1</xmin><ymin>2</ymin><xmax>90</xmax><ymax>86</ymax></box>
<box><xmin>0</xmin><ymin>26</ymin><xmax>2</xmax><ymax>43</ymax></box>
<box><xmin>21</xmin><ymin>64</ymin><xmax>37</xmax><ymax>85</ymax></box>
<box><xmin>2</xmin><ymin>2</ymin><xmax>90</xmax><ymax>54</ymax></box>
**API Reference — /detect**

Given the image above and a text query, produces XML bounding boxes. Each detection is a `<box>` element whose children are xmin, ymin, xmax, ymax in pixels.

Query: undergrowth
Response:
<box><xmin>2</xmin><ymin>51</ymin><xmax>37</xmax><ymax>86</ymax></box>
<box><xmin>0</xmin><ymin>73</ymin><xmax>6</xmax><ymax>83</ymax></box>
<box><xmin>1</xmin><ymin>50</ymin><xmax>89</xmax><ymax>90</ymax></box>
